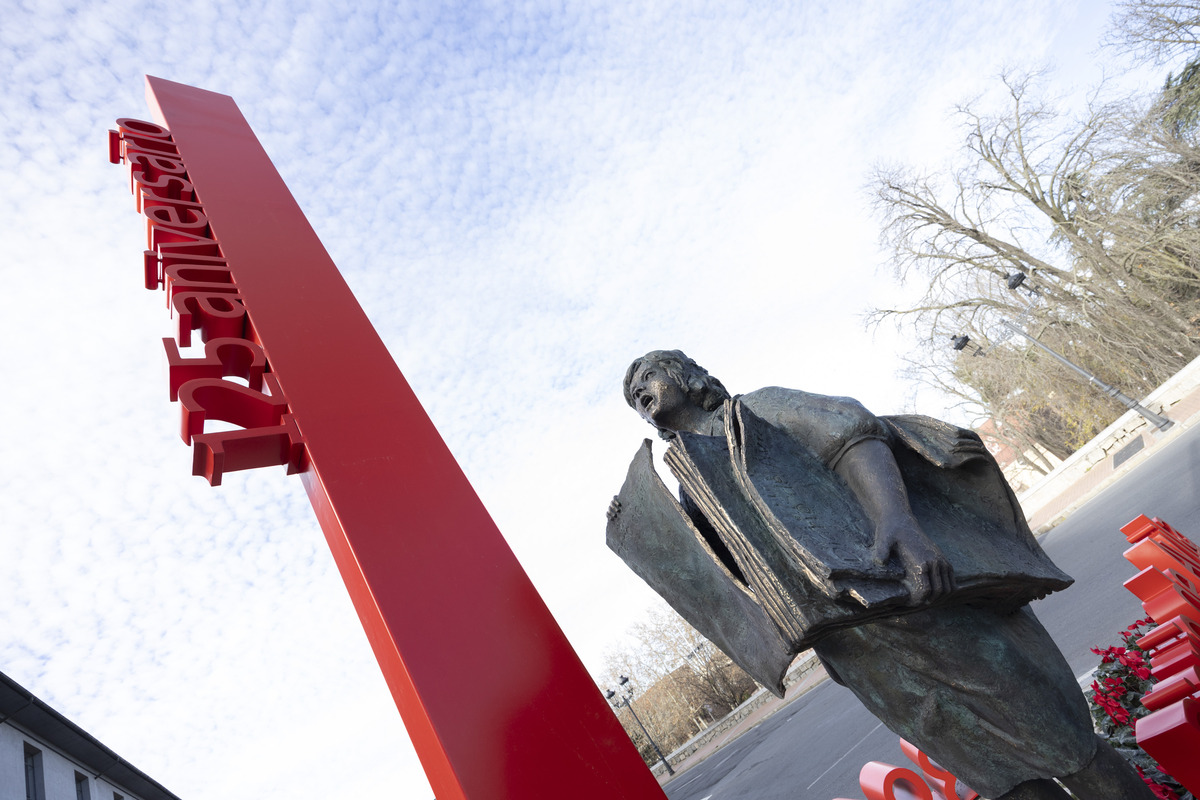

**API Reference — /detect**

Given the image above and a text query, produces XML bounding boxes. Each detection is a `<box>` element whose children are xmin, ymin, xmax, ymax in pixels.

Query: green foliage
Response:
<box><xmin>1162</xmin><ymin>58</ymin><xmax>1200</xmax><ymax>137</ymax></box>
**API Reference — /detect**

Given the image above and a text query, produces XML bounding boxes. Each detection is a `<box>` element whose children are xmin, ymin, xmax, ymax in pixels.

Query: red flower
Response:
<box><xmin>1136</xmin><ymin>765</ymin><xmax>1180</xmax><ymax>800</ymax></box>
<box><xmin>1118</xmin><ymin>650</ymin><xmax>1147</xmax><ymax>671</ymax></box>
<box><xmin>1089</xmin><ymin>618</ymin><xmax>1181</xmax><ymax>799</ymax></box>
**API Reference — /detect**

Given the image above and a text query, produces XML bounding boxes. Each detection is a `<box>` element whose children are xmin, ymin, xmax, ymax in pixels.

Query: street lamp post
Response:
<box><xmin>606</xmin><ymin>676</ymin><xmax>675</xmax><ymax>776</ymax></box>
<box><xmin>997</xmin><ymin>321</ymin><xmax>1173</xmax><ymax>431</ymax></box>
<box><xmin>951</xmin><ymin>272</ymin><xmax>1174</xmax><ymax>432</ymax></box>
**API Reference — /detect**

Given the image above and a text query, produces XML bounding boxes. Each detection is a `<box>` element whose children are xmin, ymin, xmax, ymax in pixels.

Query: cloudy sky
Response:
<box><xmin>0</xmin><ymin>0</ymin><xmax>1165</xmax><ymax>797</ymax></box>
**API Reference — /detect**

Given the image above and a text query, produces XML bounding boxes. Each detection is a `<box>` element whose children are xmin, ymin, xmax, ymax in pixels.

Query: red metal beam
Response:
<box><xmin>139</xmin><ymin>76</ymin><xmax>664</xmax><ymax>800</ymax></box>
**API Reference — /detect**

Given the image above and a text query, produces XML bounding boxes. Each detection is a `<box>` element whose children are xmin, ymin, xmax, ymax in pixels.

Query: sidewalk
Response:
<box><xmin>1022</xmin><ymin>381</ymin><xmax>1200</xmax><ymax>532</ymax></box>
<box><xmin>1012</xmin><ymin>353</ymin><xmax>1200</xmax><ymax>532</ymax></box>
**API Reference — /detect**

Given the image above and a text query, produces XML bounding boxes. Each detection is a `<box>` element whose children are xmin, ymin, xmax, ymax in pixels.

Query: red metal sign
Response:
<box><xmin>110</xmin><ymin>76</ymin><xmax>664</xmax><ymax>800</ymax></box>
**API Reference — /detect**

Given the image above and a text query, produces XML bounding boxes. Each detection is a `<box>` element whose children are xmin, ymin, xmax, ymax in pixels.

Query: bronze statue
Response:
<box><xmin>607</xmin><ymin>350</ymin><xmax>1152</xmax><ymax>800</ymax></box>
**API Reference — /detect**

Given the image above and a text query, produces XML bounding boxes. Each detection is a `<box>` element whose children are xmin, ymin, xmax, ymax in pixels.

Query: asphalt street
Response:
<box><xmin>662</xmin><ymin>421</ymin><xmax>1200</xmax><ymax>800</ymax></box>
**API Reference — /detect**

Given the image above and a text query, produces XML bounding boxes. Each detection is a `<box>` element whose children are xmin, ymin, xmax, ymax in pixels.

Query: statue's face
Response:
<box><xmin>627</xmin><ymin>361</ymin><xmax>691</xmax><ymax>430</ymax></box>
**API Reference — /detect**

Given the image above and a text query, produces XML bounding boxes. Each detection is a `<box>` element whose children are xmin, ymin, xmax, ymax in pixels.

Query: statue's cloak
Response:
<box><xmin>606</xmin><ymin>394</ymin><xmax>1072</xmax><ymax>697</ymax></box>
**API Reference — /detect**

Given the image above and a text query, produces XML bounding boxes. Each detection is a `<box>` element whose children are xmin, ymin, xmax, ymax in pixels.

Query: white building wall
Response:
<box><xmin>43</xmin><ymin>753</ymin><xmax>77</xmax><ymax>800</ymax></box>
<box><xmin>1</xmin><ymin>720</ymin><xmax>140</xmax><ymax>800</ymax></box>
<box><xmin>0</xmin><ymin>723</ymin><xmax>26</xmax><ymax>800</ymax></box>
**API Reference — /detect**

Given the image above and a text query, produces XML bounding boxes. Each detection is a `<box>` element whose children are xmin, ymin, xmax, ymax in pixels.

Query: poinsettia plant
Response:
<box><xmin>1087</xmin><ymin>617</ymin><xmax>1193</xmax><ymax>800</ymax></box>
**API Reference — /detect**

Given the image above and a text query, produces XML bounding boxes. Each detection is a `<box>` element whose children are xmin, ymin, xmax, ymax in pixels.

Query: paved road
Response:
<box><xmin>1033</xmin><ymin>423</ymin><xmax>1200</xmax><ymax>677</ymax></box>
<box><xmin>662</xmin><ymin>422</ymin><xmax>1200</xmax><ymax>800</ymax></box>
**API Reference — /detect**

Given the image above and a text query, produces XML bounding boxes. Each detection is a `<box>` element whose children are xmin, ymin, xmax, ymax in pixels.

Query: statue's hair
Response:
<box><xmin>623</xmin><ymin>350</ymin><xmax>731</xmax><ymax>439</ymax></box>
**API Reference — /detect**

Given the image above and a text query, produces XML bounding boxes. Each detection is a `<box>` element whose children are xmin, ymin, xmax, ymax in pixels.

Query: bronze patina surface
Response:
<box><xmin>608</xmin><ymin>349</ymin><xmax>1153</xmax><ymax>800</ymax></box>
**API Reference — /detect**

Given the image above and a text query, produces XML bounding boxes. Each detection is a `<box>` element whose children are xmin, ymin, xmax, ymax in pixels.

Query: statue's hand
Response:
<box><xmin>872</xmin><ymin>516</ymin><xmax>955</xmax><ymax>605</ymax></box>
<box><xmin>606</xmin><ymin>497</ymin><xmax>622</xmax><ymax>523</ymax></box>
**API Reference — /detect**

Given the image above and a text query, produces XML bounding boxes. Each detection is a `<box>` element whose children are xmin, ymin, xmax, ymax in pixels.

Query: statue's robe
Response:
<box><xmin>607</xmin><ymin>388</ymin><xmax>1094</xmax><ymax>797</ymax></box>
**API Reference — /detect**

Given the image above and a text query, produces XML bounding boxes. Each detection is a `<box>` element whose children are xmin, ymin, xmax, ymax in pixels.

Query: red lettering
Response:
<box><xmin>140</xmin><ymin>193</ymin><xmax>204</xmax><ymax>214</ymax></box>
<box><xmin>1138</xmin><ymin>614</ymin><xmax>1200</xmax><ymax>653</ymax></box>
<box><xmin>122</xmin><ymin>133</ymin><xmax>179</xmax><ymax>157</ymax></box>
<box><xmin>172</xmin><ymin>291</ymin><xmax>247</xmax><ymax>346</ymax></box>
<box><xmin>1136</xmin><ymin>697</ymin><xmax>1200</xmax><ymax>792</ymax></box>
<box><xmin>111</xmin><ymin>111</ymin><xmax>304</xmax><ymax>489</ymax></box>
<box><xmin>165</xmin><ymin>263</ymin><xmax>236</xmax><ymax>302</ymax></box>
<box><xmin>1142</xmin><ymin>666</ymin><xmax>1200</xmax><ymax>711</ymax></box>
<box><xmin>177</xmin><ymin>373</ymin><xmax>287</xmax><ymax>443</ymax></box>
<box><xmin>192</xmin><ymin>414</ymin><xmax>305</xmax><ymax>486</ymax></box>
<box><xmin>1122</xmin><ymin>515</ymin><xmax>1158</xmax><ymax>543</ymax></box>
<box><xmin>175</xmin><ymin>374</ymin><xmax>303</xmax><ymax>486</ymax></box>
<box><xmin>1125</xmin><ymin>539</ymin><xmax>1200</xmax><ymax>590</ymax></box>
<box><xmin>1117</xmin><ymin>518</ymin><xmax>1200</xmax><ymax>798</ymax></box>
<box><xmin>155</xmin><ymin>251</ymin><xmax>230</xmax><ymax>293</ymax></box>
<box><xmin>126</xmin><ymin>150</ymin><xmax>187</xmax><ymax>183</ymax></box>
<box><xmin>1123</xmin><ymin>516</ymin><xmax>1200</xmax><ymax>559</ymax></box>
<box><xmin>858</xmin><ymin>761</ymin><xmax>933</xmax><ymax>800</ymax></box>
<box><xmin>1153</xmin><ymin>521</ymin><xmax>1200</xmax><ymax>555</ymax></box>
<box><xmin>899</xmin><ymin>739</ymin><xmax>978</xmax><ymax>800</ymax></box>
<box><xmin>1127</xmin><ymin>567</ymin><xmax>1173</xmax><ymax>604</ymax></box>
<box><xmin>145</xmin><ymin>250</ymin><xmax>161</xmax><ymax>290</ymax></box>
<box><xmin>133</xmin><ymin>173</ymin><xmax>198</xmax><ymax>211</ymax></box>
<box><xmin>1168</xmin><ymin>568</ymin><xmax>1200</xmax><ymax>598</ymax></box>
<box><xmin>111</xmin><ymin>119</ymin><xmax>174</xmax><ymax>165</ymax></box>
<box><xmin>150</xmin><ymin>224</ymin><xmax>222</xmax><ymax>258</ymax></box>
<box><xmin>1152</xmin><ymin>583</ymin><xmax>1200</xmax><ymax>627</ymax></box>
<box><xmin>163</xmin><ymin>337</ymin><xmax>265</xmax><ymax>400</ymax></box>
<box><xmin>1125</xmin><ymin>567</ymin><xmax>1200</xmax><ymax>625</ymax></box>
<box><xmin>1138</xmin><ymin>614</ymin><xmax>1200</xmax><ymax>680</ymax></box>
<box><xmin>160</xmin><ymin>251</ymin><xmax>227</xmax><ymax>269</ymax></box>
<box><xmin>108</xmin><ymin>129</ymin><xmax>122</xmax><ymax>165</ymax></box>
<box><xmin>115</xmin><ymin>118</ymin><xmax>171</xmax><ymax>139</ymax></box>
<box><xmin>1151</xmin><ymin>532</ymin><xmax>1200</xmax><ymax>573</ymax></box>
<box><xmin>145</xmin><ymin>203</ymin><xmax>210</xmax><ymax>237</ymax></box>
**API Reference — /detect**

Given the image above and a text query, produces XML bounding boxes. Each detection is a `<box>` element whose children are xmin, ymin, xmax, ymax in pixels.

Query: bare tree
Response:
<box><xmin>596</xmin><ymin>604</ymin><xmax>758</xmax><ymax>765</ymax></box>
<box><xmin>1107</xmin><ymin>1</ymin><xmax>1200</xmax><ymax>66</ymax></box>
<box><xmin>872</xmin><ymin>73</ymin><xmax>1200</xmax><ymax>452</ymax></box>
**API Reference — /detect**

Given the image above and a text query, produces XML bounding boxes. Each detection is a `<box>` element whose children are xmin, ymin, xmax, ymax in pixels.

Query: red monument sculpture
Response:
<box><xmin>109</xmin><ymin>76</ymin><xmax>664</xmax><ymax>800</ymax></box>
<box><xmin>1120</xmin><ymin>514</ymin><xmax>1200</xmax><ymax>794</ymax></box>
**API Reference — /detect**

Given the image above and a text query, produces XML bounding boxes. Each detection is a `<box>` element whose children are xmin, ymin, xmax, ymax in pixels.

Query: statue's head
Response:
<box><xmin>623</xmin><ymin>350</ymin><xmax>730</xmax><ymax>439</ymax></box>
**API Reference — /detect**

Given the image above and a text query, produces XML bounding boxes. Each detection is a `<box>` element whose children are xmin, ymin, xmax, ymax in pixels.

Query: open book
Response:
<box><xmin>608</xmin><ymin>401</ymin><xmax>1073</xmax><ymax>695</ymax></box>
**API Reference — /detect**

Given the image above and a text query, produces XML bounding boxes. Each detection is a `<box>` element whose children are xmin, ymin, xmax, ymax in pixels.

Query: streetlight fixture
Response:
<box><xmin>950</xmin><ymin>272</ymin><xmax>1173</xmax><ymax>431</ymax></box>
<box><xmin>605</xmin><ymin>675</ymin><xmax>675</xmax><ymax>776</ymax></box>
<box><xmin>950</xmin><ymin>334</ymin><xmax>985</xmax><ymax>356</ymax></box>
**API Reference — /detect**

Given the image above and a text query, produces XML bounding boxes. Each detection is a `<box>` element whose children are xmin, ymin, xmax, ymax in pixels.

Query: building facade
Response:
<box><xmin>0</xmin><ymin>671</ymin><xmax>181</xmax><ymax>800</ymax></box>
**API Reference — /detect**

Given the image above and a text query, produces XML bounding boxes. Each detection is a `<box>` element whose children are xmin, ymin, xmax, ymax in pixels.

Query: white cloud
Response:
<box><xmin>0</xmin><ymin>0</ymin><xmax>1158</xmax><ymax>797</ymax></box>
